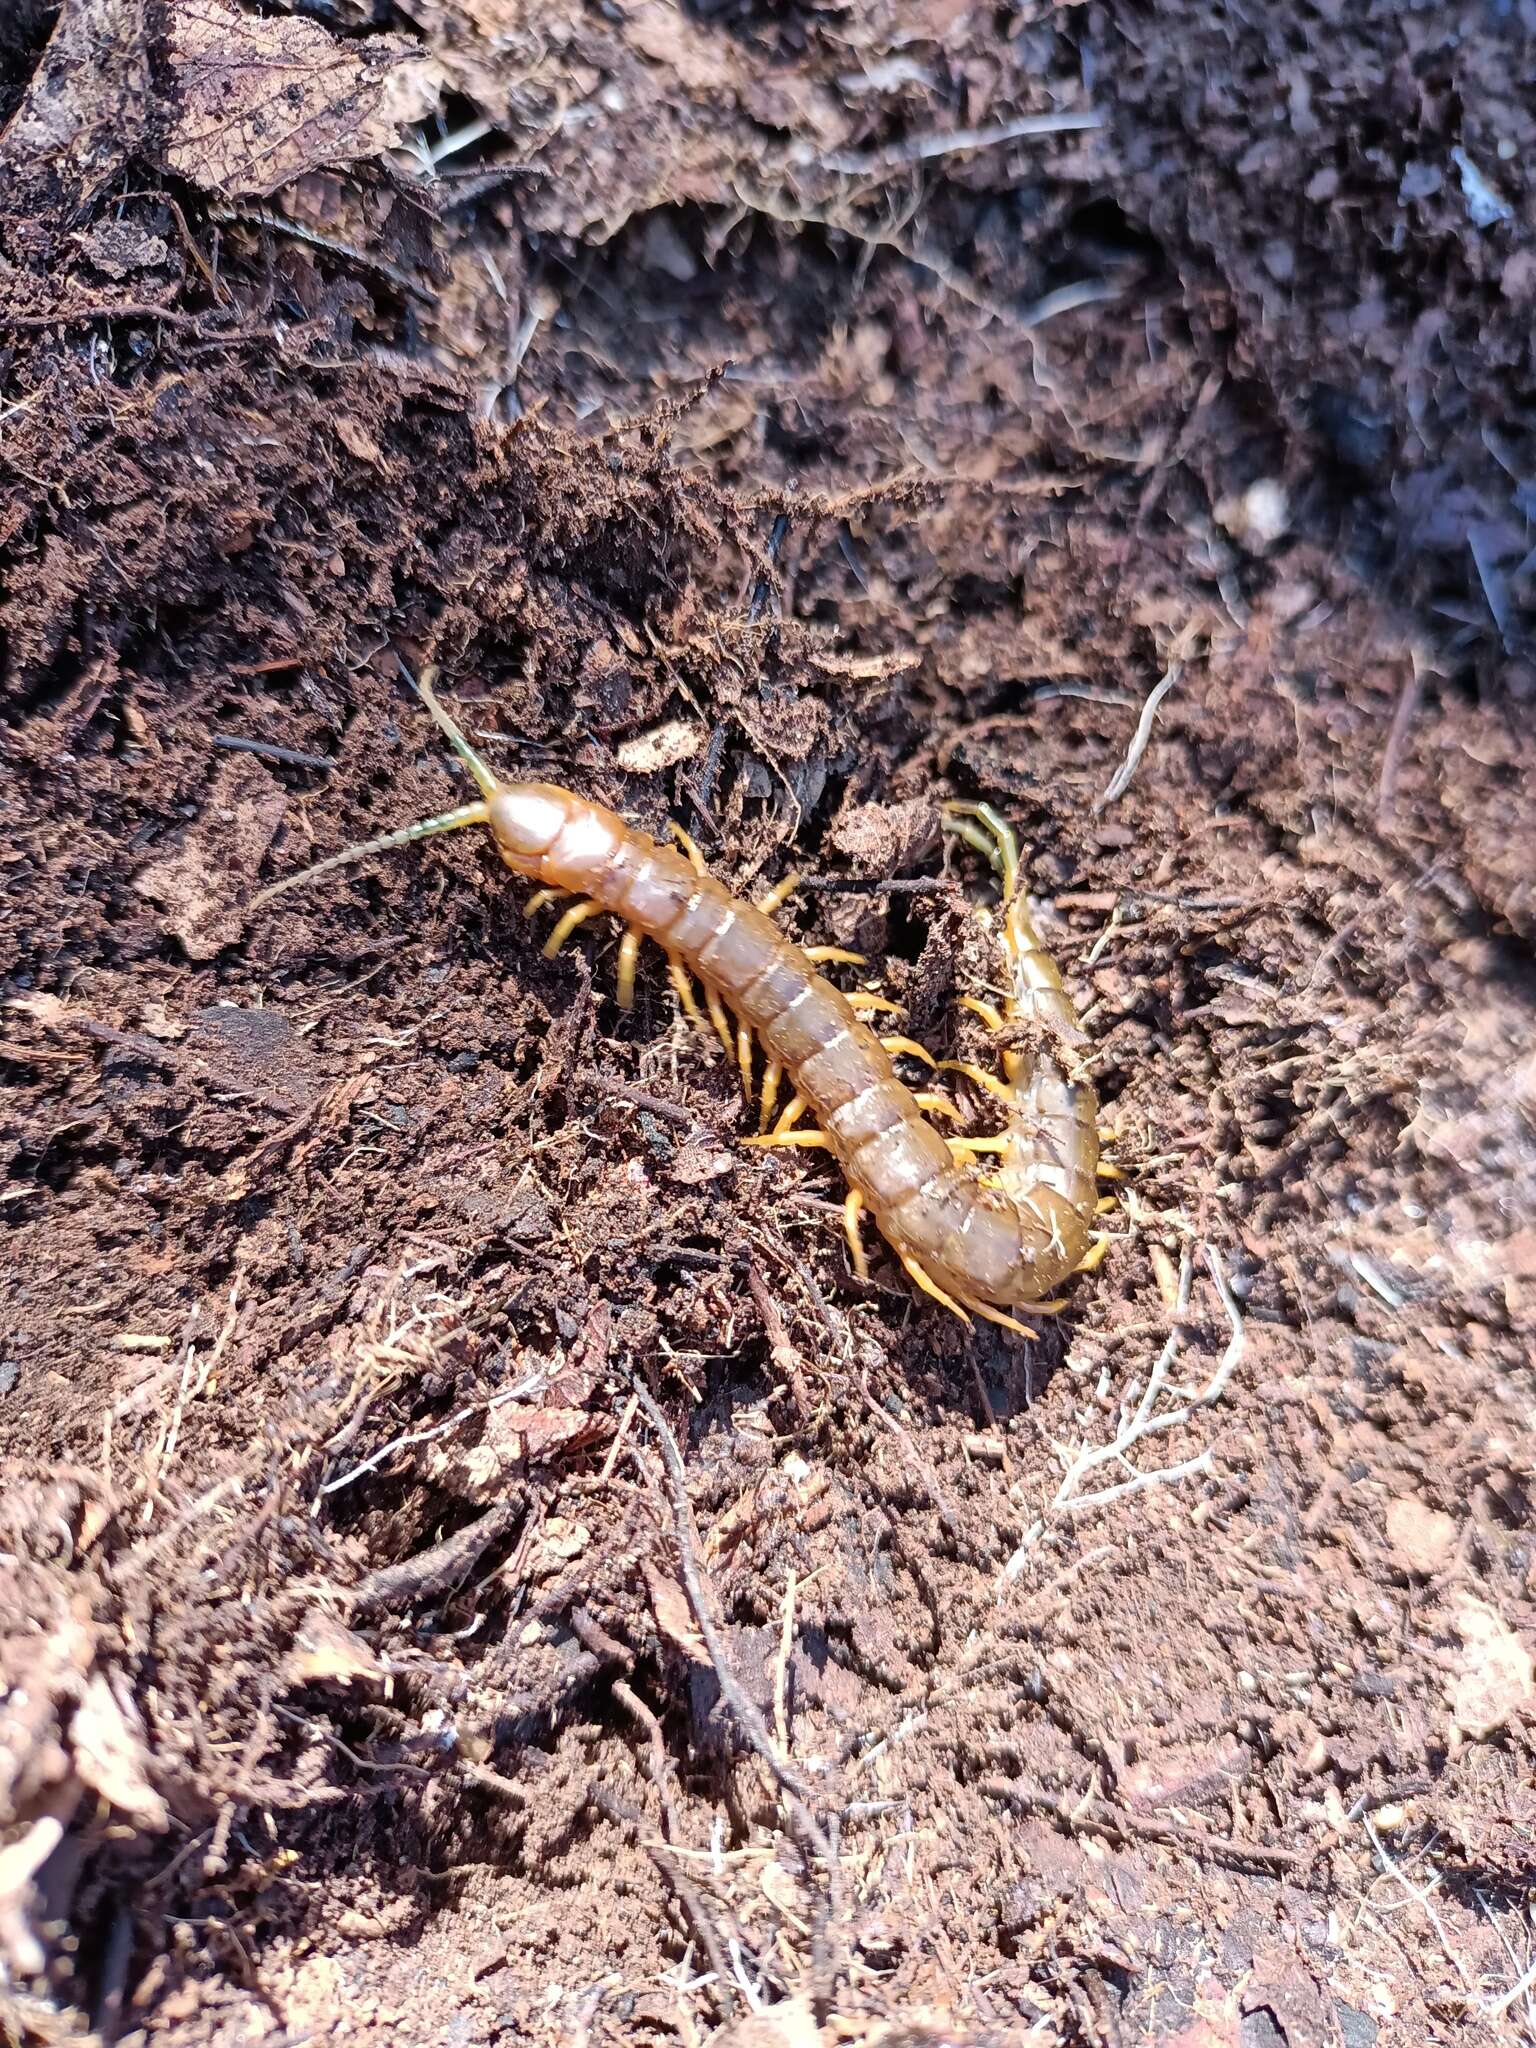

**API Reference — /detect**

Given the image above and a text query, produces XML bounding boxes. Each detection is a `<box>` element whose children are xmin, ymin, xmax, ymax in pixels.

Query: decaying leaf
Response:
<box><xmin>134</xmin><ymin>754</ymin><xmax>287</xmax><ymax>959</ymax></box>
<box><xmin>1449</xmin><ymin>1595</ymin><xmax>1535</xmax><ymax>1742</ymax></box>
<box><xmin>285</xmin><ymin>1611</ymin><xmax>387</xmax><ymax>1688</ymax></box>
<box><xmin>539</xmin><ymin>1516</ymin><xmax>591</xmax><ymax>1564</ymax></box>
<box><xmin>425</xmin><ymin>1402</ymin><xmax>609</xmax><ymax>1499</ymax></box>
<box><xmin>70</xmin><ymin>1669</ymin><xmax>168</xmax><ymax>1828</ymax></box>
<box><xmin>616</xmin><ymin>719</ymin><xmax>703</xmax><ymax>773</ymax></box>
<box><xmin>643</xmin><ymin>1559</ymin><xmax>709</xmax><ymax>1667</ymax></box>
<box><xmin>0</xmin><ymin>0</ymin><xmax>153</xmax><ymax>249</ymax></box>
<box><xmin>163</xmin><ymin>0</ymin><xmax>441</xmax><ymax>200</ymax></box>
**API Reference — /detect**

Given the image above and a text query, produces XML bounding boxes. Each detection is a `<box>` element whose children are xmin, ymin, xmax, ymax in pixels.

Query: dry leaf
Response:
<box><xmin>0</xmin><ymin>0</ymin><xmax>153</xmax><ymax>233</ymax></box>
<box><xmin>163</xmin><ymin>0</ymin><xmax>440</xmax><ymax>199</ymax></box>
<box><xmin>71</xmin><ymin>1670</ymin><xmax>168</xmax><ymax>1828</ymax></box>
<box><xmin>1449</xmin><ymin>1596</ymin><xmax>1535</xmax><ymax>1741</ymax></box>
<box><xmin>286</xmin><ymin>1611</ymin><xmax>386</xmax><ymax>1687</ymax></box>
<box><xmin>425</xmin><ymin>1402</ymin><xmax>608</xmax><ymax>1498</ymax></box>
<box><xmin>334</xmin><ymin>415</ymin><xmax>385</xmax><ymax>464</ymax></box>
<box><xmin>1384</xmin><ymin>1497</ymin><xmax>1456</xmax><ymax>1577</ymax></box>
<box><xmin>706</xmin><ymin>1994</ymin><xmax>819</xmax><ymax>2048</ymax></box>
<box><xmin>540</xmin><ymin>1516</ymin><xmax>591</xmax><ymax>1563</ymax></box>
<box><xmin>134</xmin><ymin>754</ymin><xmax>287</xmax><ymax>958</ymax></box>
<box><xmin>616</xmin><ymin>720</ymin><xmax>702</xmax><ymax>773</ymax></box>
<box><xmin>643</xmin><ymin>1559</ymin><xmax>709</xmax><ymax>1667</ymax></box>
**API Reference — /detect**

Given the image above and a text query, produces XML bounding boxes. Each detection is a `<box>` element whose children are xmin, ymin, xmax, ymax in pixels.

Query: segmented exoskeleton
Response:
<box><xmin>255</xmin><ymin>669</ymin><xmax>1104</xmax><ymax>1333</ymax></box>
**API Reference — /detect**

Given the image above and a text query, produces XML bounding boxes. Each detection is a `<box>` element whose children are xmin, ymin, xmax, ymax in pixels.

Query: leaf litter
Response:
<box><xmin>0</xmin><ymin>1</ymin><xmax>1534</xmax><ymax>2045</ymax></box>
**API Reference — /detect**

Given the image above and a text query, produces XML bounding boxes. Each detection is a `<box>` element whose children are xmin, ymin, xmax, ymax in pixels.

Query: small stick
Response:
<box><xmin>980</xmin><ymin>1778</ymin><xmax>1305</xmax><ymax>1871</ymax></box>
<box><xmin>588</xmin><ymin>1774</ymin><xmax>738</xmax><ymax>2014</ymax></box>
<box><xmin>821</xmin><ymin>109</ymin><xmax>1101</xmax><ymax>176</ymax></box>
<box><xmin>624</xmin><ymin>1372</ymin><xmax>833</xmax><ymax>1864</ymax></box>
<box><xmin>1378</xmin><ymin>643</ymin><xmax>1433</xmax><ymax>822</ymax></box>
<box><xmin>1097</xmin><ymin>655</ymin><xmax>1184</xmax><ymax>808</ymax></box>
<box><xmin>213</xmin><ymin>733</ymin><xmax>333</xmax><ymax>771</ymax></box>
<box><xmin>744</xmin><ymin>1261</ymin><xmax>802</xmax><ymax>1384</ymax></box>
<box><xmin>791</xmin><ymin>875</ymin><xmax>959</xmax><ymax>896</ymax></box>
<box><xmin>598</xmin><ymin>1393</ymin><xmax>640</xmax><ymax>1484</ymax></box>
<box><xmin>349</xmin><ymin>1497</ymin><xmax>523</xmax><ymax>1618</ymax></box>
<box><xmin>584</xmin><ymin>1074</ymin><xmax>707</xmax><ymax>1136</ymax></box>
<box><xmin>773</xmin><ymin>1569</ymin><xmax>797</xmax><ymax>1759</ymax></box>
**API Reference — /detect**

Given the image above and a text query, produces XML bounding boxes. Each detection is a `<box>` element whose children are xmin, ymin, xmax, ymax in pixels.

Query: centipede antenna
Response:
<box><xmin>396</xmin><ymin>656</ymin><xmax>501</xmax><ymax>800</ymax></box>
<box><xmin>941</xmin><ymin>801</ymin><xmax>1020</xmax><ymax>900</ymax></box>
<box><xmin>250</xmin><ymin>801</ymin><xmax>490</xmax><ymax>907</ymax></box>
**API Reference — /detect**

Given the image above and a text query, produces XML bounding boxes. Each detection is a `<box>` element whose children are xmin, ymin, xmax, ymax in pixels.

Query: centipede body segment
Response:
<box><xmin>255</xmin><ymin>669</ymin><xmax>1102</xmax><ymax>1333</ymax></box>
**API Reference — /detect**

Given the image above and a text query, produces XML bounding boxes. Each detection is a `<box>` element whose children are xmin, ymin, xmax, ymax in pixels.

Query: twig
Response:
<box><xmin>213</xmin><ymin>734</ymin><xmax>333</xmax><ymax>771</ymax></box>
<box><xmin>598</xmin><ymin>1394</ymin><xmax>640</xmax><ymax>1484</ymax></box>
<box><xmin>1015</xmin><ymin>279</ymin><xmax>1123</xmax><ymax>329</ymax></box>
<box><xmin>588</xmin><ymin>1771</ymin><xmax>738</xmax><ymax>2015</ymax></box>
<box><xmin>1096</xmin><ymin>656</ymin><xmax>1183</xmax><ymax>808</ymax></box>
<box><xmin>349</xmin><ymin>1497</ymin><xmax>524</xmax><ymax>1619</ymax></box>
<box><xmin>270</xmin><ymin>1705</ymin><xmax>429</xmax><ymax>1780</ymax></box>
<box><xmin>1377</xmin><ymin>643</ymin><xmax>1432</xmax><ymax>822</ymax></box>
<box><xmin>1000</xmin><ymin>1244</ymin><xmax>1244</xmax><ymax>1578</ymax></box>
<box><xmin>0</xmin><ymin>300</ymin><xmax>209</xmax><ymax>329</ymax></box>
<box><xmin>744</xmin><ymin>1261</ymin><xmax>803</xmax><ymax>1384</ymax></box>
<box><xmin>623</xmin><ymin>1374</ymin><xmax>832</xmax><ymax>1863</ymax></box>
<box><xmin>791</xmin><ymin>875</ymin><xmax>958</xmax><ymax>896</ymax></box>
<box><xmin>982</xmin><ymin>1779</ymin><xmax>1305</xmax><ymax>1871</ymax></box>
<box><xmin>208</xmin><ymin>203</ymin><xmax>433</xmax><ymax>306</ymax></box>
<box><xmin>584</xmin><ymin>1074</ymin><xmax>707</xmax><ymax>1136</ymax></box>
<box><xmin>773</xmin><ymin>1570</ymin><xmax>797</xmax><ymax>1760</ymax></box>
<box><xmin>821</xmin><ymin>109</ymin><xmax>1101</xmax><ymax>176</ymax></box>
<box><xmin>319</xmin><ymin>1365</ymin><xmax>549</xmax><ymax>1496</ymax></box>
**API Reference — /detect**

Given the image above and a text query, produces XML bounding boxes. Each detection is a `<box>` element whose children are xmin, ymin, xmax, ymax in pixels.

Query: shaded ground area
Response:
<box><xmin>1</xmin><ymin>3</ymin><xmax>1533</xmax><ymax>2046</ymax></box>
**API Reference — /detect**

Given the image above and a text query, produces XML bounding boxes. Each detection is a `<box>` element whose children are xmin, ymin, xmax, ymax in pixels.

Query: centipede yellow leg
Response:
<box><xmin>668</xmin><ymin>956</ymin><xmax>708</xmax><ymax>1033</ymax></box>
<box><xmin>900</xmin><ymin>1253</ymin><xmax>972</xmax><ymax>1327</ymax></box>
<box><xmin>616</xmin><ymin>927</ymin><xmax>641</xmax><ymax>1010</ymax></box>
<box><xmin>881</xmin><ymin>1035</ymin><xmax>937</xmax><ymax>1068</ymax></box>
<box><xmin>843</xmin><ymin>1189</ymin><xmax>870</xmax><ymax>1280</ymax></box>
<box><xmin>705</xmin><ymin>985</ymin><xmax>735</xmax><ymax>1063</ymax></box>
<box><xmin>525</xmin><ymin>886</ymin><xmax>569</xmax><ymax>918</ymax></box>
<box><xmin>758</xmin><ymin>872</ymin><xmax>801</xmax><ymax>917</ymax></box>
<box><xmin>937</xmin><ymin>1059</ymin><xmax>1015</xmax><ymax>1105</ymax></box>
<box><xmin>942</xmin><ymin>801</ymin><xmax>1021</xmax><ymax>898</ymax></box>
<box><xmin>804</xmin><ymin>945</ymin><xmax>867</xmax><ymax>968</ymax></box>
<box><xmin>946</xmin><ymin>1133</ymin><xmax>1009</xmax><ymax>1158</ymax></box>
<box><xmin>669</xmin><ymin>822</ymin><xmax>708</xmax><ymax>875</ymax></box>
<box><xmin>736</xmin><ymin>1021</ymin><xmax>755</xmax><ymax>1100</ymax></box>
<box><xmin>544</xmin><ymin>898</ymin><xmax>604</xmax><ymax>957</ymax></box>
<box><xmin>956</xmin><ymin>995</ymin><xmax>1007</xmax><ymax>1033</ymax></box>
<box><xmin>848</xmin><ymin>992</ymin><xmax>904</xmax><ymax>1019</ymax></box>
<box><xmin>741</xmin><ymin>1129</ymin><xmax>831</xmax><ymax>1149</ymax></box>
<box><xmin>760</xmin><ymin>1059</ymin><xmax>783</xmax><ymax>1132</ymax></box>
<box><xmin>961</xmin><ymin>1297</ymin><xmax>1037</xmax><ymax>1340</ymax></box>
<box><xmin>1075</xmin><ymin>1233</ymin><xmax>1111</xmax><ymax>1274</ymax></box>
<box><xmin>913</xmin><ymin>1092</ymin><xmax>964</xmax><ymax>1122</ymax></box>
<box><xmin>773</xmin><ymin>1093</ymin><xmax>808</xmax><ymax>1136</ymax></box>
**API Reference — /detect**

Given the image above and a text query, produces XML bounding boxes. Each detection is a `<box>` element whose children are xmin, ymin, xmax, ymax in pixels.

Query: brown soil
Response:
<box><xmin>2</xmin><ymin>5</ymin><xmax>1534</xmax><ymax>2047</ymax></box>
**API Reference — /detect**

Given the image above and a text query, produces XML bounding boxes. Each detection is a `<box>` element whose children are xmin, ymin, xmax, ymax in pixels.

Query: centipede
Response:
<box><xmin>255</xmin><ymin>667</ymin><xmax>1105</xmax><ymax>1335</ymax></box>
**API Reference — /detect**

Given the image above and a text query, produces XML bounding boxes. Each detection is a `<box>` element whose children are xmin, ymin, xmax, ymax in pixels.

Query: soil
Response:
<box><xmin>2</xmin><ymin>5</ymin><xmax>1534</xmax><ymax>2047</ymax></box>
